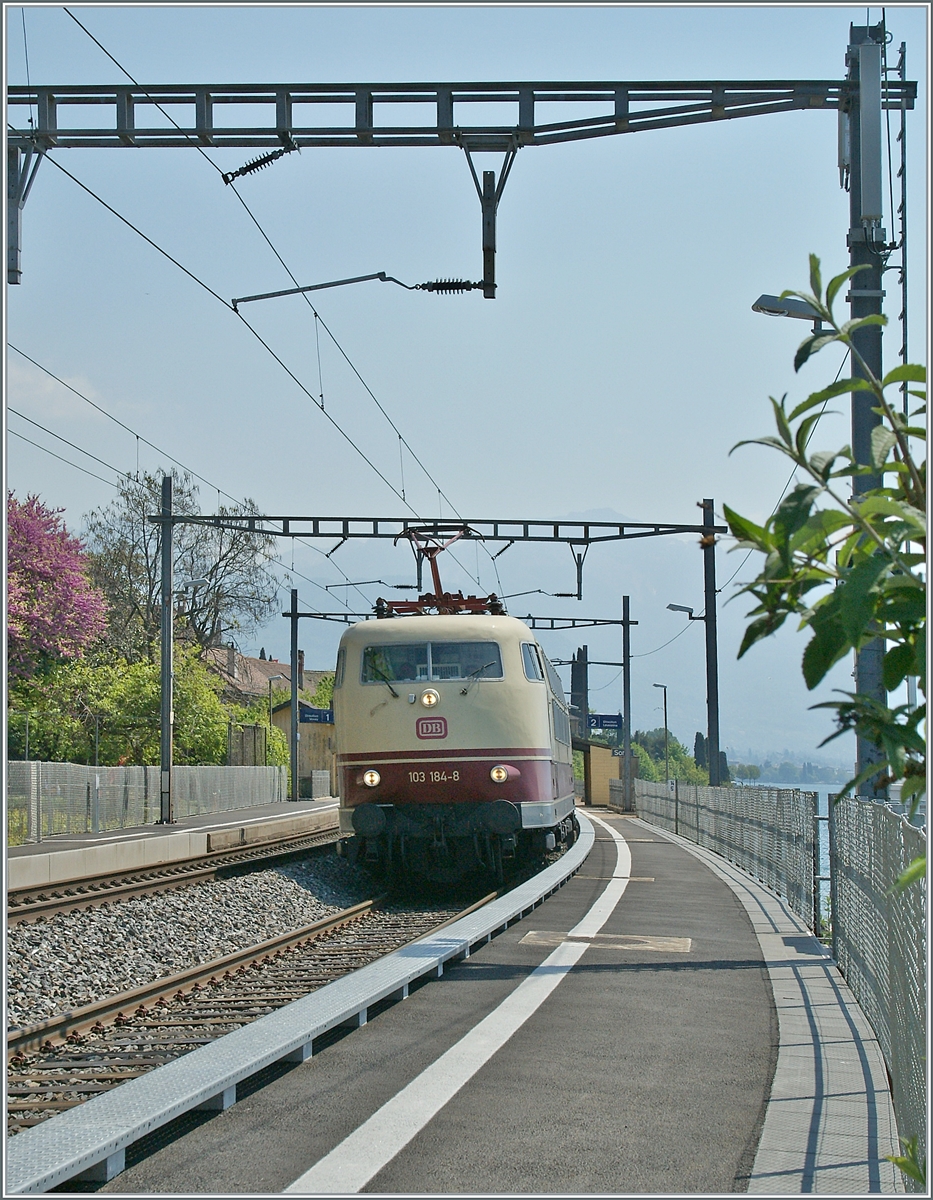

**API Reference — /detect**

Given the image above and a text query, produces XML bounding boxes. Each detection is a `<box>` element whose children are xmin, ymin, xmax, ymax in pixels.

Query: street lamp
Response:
<box><xmin>751</xmin><ymin>294</ymin><xmax>830</xmax><ymax>336</ymax></box>
<box><xmin>267</xmin><ymin>674</ymin><xmax>285</xmax><ymax>767</ymax></box>
<box><xmin>653</xmin><ymin>683</ymin><xmax>669</xmax><ymax>783</ymax></box>
<box><xmin>268</xmin><ymin>674</ymin><xmax>285</xmax><ymax>729</ymax></box>
<box><xmin>667</xmin><ymin>501</ymin><xmax>721</xmax><ymax>790</ymax></box>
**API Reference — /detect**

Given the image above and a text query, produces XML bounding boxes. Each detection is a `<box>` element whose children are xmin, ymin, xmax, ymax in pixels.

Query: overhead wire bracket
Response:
<box><xmin>231</xmin><ymin>270</ymin><xmax>486</xmax><ymax>310</ymax></box>
<box><xmin>459</xmin><ymin>136</ymin><xmax>519</xmax><ymax>299</ymax></box>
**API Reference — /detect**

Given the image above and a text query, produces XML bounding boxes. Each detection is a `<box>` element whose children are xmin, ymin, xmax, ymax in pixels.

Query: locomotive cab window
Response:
<box><xmin>521</xmin><ymin>642</ymin><xmax>544</xmax><ymax>682</ymax></box>
<box><xmin>361</xmin><ymin>642</ymin><xmax>502</xmax><ymax>683</ymax></box>
<box><xmin>334</xmin><ymin>647</ymin><xmax>346</xmax><ymax>689</ymax></box>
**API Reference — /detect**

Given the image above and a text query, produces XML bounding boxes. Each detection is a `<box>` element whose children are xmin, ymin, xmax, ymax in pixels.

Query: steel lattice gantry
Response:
<box><xmin>5</xmin><ymin>77</ymin><xmax>915</xmax><ymax>150</ymax></box>
<box><xmin>7</xmin><ymin>74</ymin><xmax>916</xmax><ymax>291</ymax></box>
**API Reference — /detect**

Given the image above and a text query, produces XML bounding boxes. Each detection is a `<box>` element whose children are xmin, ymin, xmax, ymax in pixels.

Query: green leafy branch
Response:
<box><xmin>723</xmin><ymin>256</ymin><xmax>925</xmax><ymax>808</ymax></box>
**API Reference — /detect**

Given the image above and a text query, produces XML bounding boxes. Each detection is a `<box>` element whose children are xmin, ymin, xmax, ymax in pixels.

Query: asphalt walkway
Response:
<box><xmin>70</xmin><ymin>808</ymin><xmax>901</xmax><ymax>1194</ymax></box>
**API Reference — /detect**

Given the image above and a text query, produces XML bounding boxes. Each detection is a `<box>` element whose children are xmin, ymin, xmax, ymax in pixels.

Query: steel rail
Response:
<box><xmin>7</xmin><ymin>899</ymin><xmax>382</xmax><ymax>1060</ymax></box>
<box><xmin>7</xmin><ymin>826</ymin><xmax>340</xmax><ymax>925</ymax></box>
<box><xmin>5</xmin><ymin>822</ymin><xmax>591</xmax><ymax>1189</ymax></box>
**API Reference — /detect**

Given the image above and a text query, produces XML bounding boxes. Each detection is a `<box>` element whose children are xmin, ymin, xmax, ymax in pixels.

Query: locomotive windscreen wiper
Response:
<box><xmin>460</xmin><ymin>661</ymin><xmax>496</xmax><ymax>694</ymax></box>
<box><xmin>367</xmin><ymin>662</ymin><xmax>399</xmax><ymax>698</ymax></box>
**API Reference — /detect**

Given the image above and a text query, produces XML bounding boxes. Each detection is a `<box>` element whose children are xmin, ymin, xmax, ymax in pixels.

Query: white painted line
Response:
<box><xmin>283</xmin><ymin>813</ymin><xmax>629</xmax><ymax>1195</ymax></box>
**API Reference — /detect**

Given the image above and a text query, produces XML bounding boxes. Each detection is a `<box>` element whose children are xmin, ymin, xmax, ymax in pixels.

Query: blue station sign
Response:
<box><xmin>588</xmin><ymin>714</ymin><xmax>622</xmax><ymax>730</ymax></box>
<box><xmin>300</xmin><ymin>707</ymin><xmax>334</xmax><ymax>724</ymax></box>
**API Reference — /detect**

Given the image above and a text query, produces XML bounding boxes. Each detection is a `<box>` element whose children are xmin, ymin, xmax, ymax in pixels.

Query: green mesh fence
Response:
<box><xmin>629</xmin><ymin>777</ymin><xmax>926</xmax><ymax>1189</ymax></box>
<box><xmin>831</xmin><ymin>795</ymin><xmax>926</xmax><ymax>1189</ymax></box>
<box><xmin>631</xmin><ymin>779</ymin><xmax>817</xmax><ymax>924</ymax></box>
<box><xmin>6</xmin><ymin>762</ymin><xmax>288</xmax><ymax>845</ymax></box>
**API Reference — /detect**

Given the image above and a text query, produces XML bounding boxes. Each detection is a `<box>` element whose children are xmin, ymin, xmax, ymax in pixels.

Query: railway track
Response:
<box><xmin>7</xmin><ymin>826</ymin><xmax>340</xmax><ymax>925</ymax></box>
<box><xmin>6</xmin><ymin>890</ymin><xmax>495</xmax><ymax>1135</ymax></box>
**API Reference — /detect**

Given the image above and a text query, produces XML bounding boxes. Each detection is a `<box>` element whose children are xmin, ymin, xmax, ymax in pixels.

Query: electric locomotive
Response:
<box><xmin>333</xmin><ymin>529</ymin><xmax>578</xmax><ymax>884</ymax></box>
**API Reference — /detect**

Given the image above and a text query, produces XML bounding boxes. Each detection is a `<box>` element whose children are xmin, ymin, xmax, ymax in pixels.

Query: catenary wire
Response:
<box><xmin>61</xmin><ymin>7</ymin><xmax>226</xmax><ymax>179</ymax></box>
<box><xmin>8</xmin><ymin>407</ymin><xmax>134</xmax><ymax>478</ymax></box>
<box><xmin>9</xmin><ymin>429</ymin><xmax>122</xmax><ymax>488</ymax></box>
<box><xmin>24</xmin><ymin>148</ymin><xmax>421</xmax><ymax>600</ymax></box>
<box><xmin>56</xmin><ymin>11</ymin><xmax>501</xmax><ymax>594</ymax></box>
<box><xmin>62</xmin><ymin>4</ymin><xmax>450</xmax><ymax>507</ymax></box>
<box><xmin>9</xmin><ymin>346</ymin><xmax>369</xmax><ymax>611</ymax></box>
<box><xmin>37</xmin><ymin>146</ymin><xmax>501</xmax><ymax>600</ymax></box>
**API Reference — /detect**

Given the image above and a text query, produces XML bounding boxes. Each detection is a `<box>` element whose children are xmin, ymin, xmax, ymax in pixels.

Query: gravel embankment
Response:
<box><xmin>6</xmin><ymin>854</ymin><xmax>373</xmax><ymax>1029</ymax></box>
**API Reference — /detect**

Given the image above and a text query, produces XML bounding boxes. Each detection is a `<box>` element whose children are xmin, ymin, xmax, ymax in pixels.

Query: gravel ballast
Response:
<box><xmin>6</xmin><ymin>853</ymin><xmax>374</xmax><ymax>1029</ymax></box>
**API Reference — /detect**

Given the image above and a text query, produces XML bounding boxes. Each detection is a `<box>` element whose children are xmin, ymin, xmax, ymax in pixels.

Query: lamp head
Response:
<box><xmin>667</xmin><ymin>603</ymin><xmax>693</xmax><ymax>616</ymax></box>
<box><xmin>751</xmin><ymin>294</ymin><xmax>821</xmax><ymax>321</ymax></box>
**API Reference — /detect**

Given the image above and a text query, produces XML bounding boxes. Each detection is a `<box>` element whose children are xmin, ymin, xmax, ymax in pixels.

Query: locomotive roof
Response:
<box><xmin>339</xmin><ymin>613</ymin><xmax>535</xmax><ymax>647</ymax></box>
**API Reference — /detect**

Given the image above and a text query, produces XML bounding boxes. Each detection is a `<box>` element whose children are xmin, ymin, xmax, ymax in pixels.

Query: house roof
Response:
<box><xmin>204</xmin><ymin>646</ymin><xmax>331</xmax><ymax>700</ymax></box>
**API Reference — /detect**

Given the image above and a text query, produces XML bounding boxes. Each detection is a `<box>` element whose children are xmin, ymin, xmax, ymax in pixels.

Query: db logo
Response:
<box><xmin>416</xmin><ymin>717</ymin><xmax>448</xmax><ymax>739</ymax></box>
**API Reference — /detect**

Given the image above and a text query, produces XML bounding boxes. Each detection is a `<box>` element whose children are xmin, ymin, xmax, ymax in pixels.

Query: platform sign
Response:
<box><xmin>300</xmin><ymin>707</ymin><xmax>334</xmax><ymax>724</ymax></box>
<box><xmin>588</xmin><ymin>714</ymin><xmax>622</xmax><ymax>730</ymax></box>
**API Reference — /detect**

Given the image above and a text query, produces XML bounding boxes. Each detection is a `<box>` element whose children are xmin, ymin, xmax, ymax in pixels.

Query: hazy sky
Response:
<box><xmin>5</xmin><ymin>4</ymin><xmax>929</xmax><ymax>765</ymax></box>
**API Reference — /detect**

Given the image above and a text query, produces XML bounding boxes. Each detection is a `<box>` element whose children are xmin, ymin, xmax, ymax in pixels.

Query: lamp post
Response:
<box><xmin>267</xmin><ymin>674</ymin><xmax>285</xmax><ymax>766</ymax></box>
<box><xmin>668</xmin><ymin>498</ymin><xmax>721</xmax><ymax>787</ymax></box>
<box><xmin>653</xmin><ymin>683</ymin><xmax>669</xmax><ymax>783</ymax></box>
<box><xmin>749</xmin><ymin>24</ymin><xmax>889</xmax><ymax>799</ymax></box>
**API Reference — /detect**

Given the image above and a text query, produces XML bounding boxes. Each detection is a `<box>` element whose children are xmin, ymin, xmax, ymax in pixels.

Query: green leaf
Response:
<box><xmin>838</xmin><ymin>314</ymin><xmax>887</xmax><ymax>336</ymax></box>
<box><xmin>730</xmin><ymin>435</ymin><xmax>795</xmax><ymax>459</ymax></box>
<box><xmin>882</xmin><ymin>641</ymin><xmax>915</xmax><ymax>691</ymax></box>
<box><xmin>808</xmin><ymin>254</ymin><xmax>822</xmax><ymax>301</ymax></box>
<box><xmin>881</xmin><ymin>363</ymin><xmax>926</xmax><ymax>387</ymax></box>
<box><xmin>723</xmin><ymin>505</ymin><xmax>770</xmax><ymax>549</ymax></box>
<box><xmin>826</xmin><ymin>263</ymin><xmax>868</xmax><ymax>310</ymax></box>
<box><xmin>801</xmin><ymin>613</ymin><xmax>849</xmax><ymax>689</ymax></box>
<box><xmin>870</xmin><ymin>426</ymin><xmax>897</xmax><ymax>470</ymax></box>
<box><xmin>892</xmin><ymin>856</ymin><xmax>926</xmax><ymax>892</ymax></box>
<box><xmin>794</xmin><ymin>333</ymin><xmax>838</xmax><ymax>374</ymax></box>
<box><xmin>788</xmin><ymin>377</ymin><xmax>870</xmax><ymax>420</ymax></box>
<box><xmin>886</xmin><ymin>1136</ymin><xmax>927</xmax><ymax>1187</ymax></box>
<box><xmin>836</xmin><ymin>556</ymin><xmax>889</xmax><ymax>643</ymax></box>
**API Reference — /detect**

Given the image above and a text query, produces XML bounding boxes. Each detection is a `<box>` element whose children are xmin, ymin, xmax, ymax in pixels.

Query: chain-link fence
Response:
<box><xmin>629</xmin><ymin>779</ymin><xmax>817</xmax><ymax>924</ymax></box>
<box><xmin>625</xmin><ymin>777</ymin><xmax>926</xmax><ymax>1190</ymax></box>
<box><xmin>831</xmin><ymin>795</ymin><xmax>927</xmax><ymax>1185</ymax></box>
<box><xmin>7</xmin><ymin>762</ymin><xmax>289</xmax><ymax>845</ymax></box>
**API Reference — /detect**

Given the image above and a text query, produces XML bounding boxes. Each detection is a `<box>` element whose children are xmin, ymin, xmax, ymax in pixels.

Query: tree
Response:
<box><xmin>693</xmin><ymin>732</ymin><xmax>707</xmax><ymax>771</ymax></box>
<box><xmin>7</xmin><ymin>645</ymin><xmax>229</xmax><ymax>766</ymax></box>
<box><xmin>724</xmin><ymin>257</ymin><xmax>925</xmax><ymax>809</ymax></box>
<box><xmin>633</xmin><ymin>728</ymin><xmax>709</xmax><ymax>784</ymax></box>
<box><xmin>7</xmin><ymin>493</ymin><xmax>107</xmax><ymax>680</ymax></box>
<box><xmin>83</xmin><ymin>471</ymin><xmax>279</xmax><ymax>662</ymax></box>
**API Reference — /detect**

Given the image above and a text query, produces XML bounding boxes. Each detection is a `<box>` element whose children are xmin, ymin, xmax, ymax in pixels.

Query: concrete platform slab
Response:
<box><xmin>6</xmin><ymin>801</ymin><xmax>338</xmax><ymax>891</ymax></box>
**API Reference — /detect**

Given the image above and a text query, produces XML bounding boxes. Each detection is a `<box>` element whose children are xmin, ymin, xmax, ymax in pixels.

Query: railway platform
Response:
<box><xmin>20</xmin><ymin>806</ymin><xmax>898</xmax><ymax>1196</ymax></box>
<box><xmin>5</xmin><ymin>799</ymin><xmax>339</xmax><ymax>892</ymax></box>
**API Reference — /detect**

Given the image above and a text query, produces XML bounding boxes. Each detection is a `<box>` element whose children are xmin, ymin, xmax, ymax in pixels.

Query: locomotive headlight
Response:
<box><xmin>420</xmin><ymin>689</ymin><xmax>440</xmax><ymax>708</ymax></box>
<box><xmin>362</xmin><ymin>769</ymin><xmax>381</xmax><ymax>788</ymax></box>
<box><xmin>490</xmin><ymin>765</ymin><xmax>509</xmax><ymax>784</ymax></box>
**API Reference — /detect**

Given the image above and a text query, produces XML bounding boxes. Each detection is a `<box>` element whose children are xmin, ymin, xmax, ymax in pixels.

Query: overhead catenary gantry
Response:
<box><xmin>7</xmin><ymin>66</ymin><xmax>916</xmax><ymax>292</ymax></box>
<box><xmin>152</xmin><ymin>493</ymin><xmax>726</xmax><ymax>809</ymax></box>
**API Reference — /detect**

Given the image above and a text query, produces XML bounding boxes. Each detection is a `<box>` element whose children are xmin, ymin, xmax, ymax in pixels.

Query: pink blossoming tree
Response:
<box><xmin>7</xmin><ymin>493</ymin><xmax>108</xmax><ymax>679</ymax></box>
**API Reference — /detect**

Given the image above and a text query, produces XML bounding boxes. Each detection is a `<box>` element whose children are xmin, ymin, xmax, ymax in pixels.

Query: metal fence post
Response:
<box><xmin>812</xmin><ymin>809</ymin><xmax>822</xmax><ymax>938</ymax></box>
<box><xmin>827</xmin><ymin>794</ymin><xmax>839</xmax><ymax>962</ymax></box>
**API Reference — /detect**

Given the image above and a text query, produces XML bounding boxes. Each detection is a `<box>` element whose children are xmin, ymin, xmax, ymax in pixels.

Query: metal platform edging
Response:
<box><xmin>5</xmin><ymin>816</ymin><xmax>595</xmax><ymax>1195</ymax></box>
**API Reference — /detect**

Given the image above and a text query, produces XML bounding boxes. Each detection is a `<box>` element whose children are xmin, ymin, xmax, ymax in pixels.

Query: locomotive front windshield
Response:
<box><xmin>361</xmin><ymin>642</ymin><xmax>503</xmax><ymax>683</ymax></box>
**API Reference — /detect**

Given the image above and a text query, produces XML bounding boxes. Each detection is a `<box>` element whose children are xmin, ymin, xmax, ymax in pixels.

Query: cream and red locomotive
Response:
<box><xmin>333</xmin><ymin>552</ymin><xmax>578</xmax><ymax>884</ymax></box>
